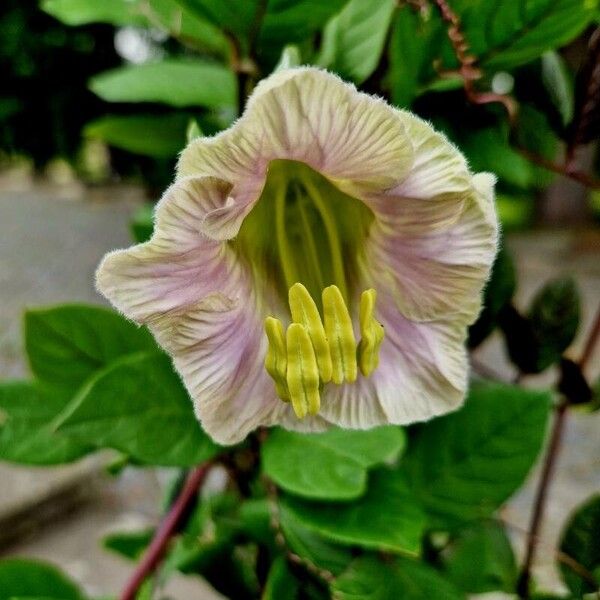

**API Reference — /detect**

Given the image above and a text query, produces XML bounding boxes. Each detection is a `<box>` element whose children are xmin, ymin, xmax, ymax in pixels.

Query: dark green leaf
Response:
<box><xmin>56</xmin><ymin>352</ymin><xmax>220</xmax><ymax>466</ymax></box>
<box><xmin>388</xmin><ymin>6</ymin><xmax>446</xmax><ymax>107</ymax></box>
<box><xmin>262</xmin><ymin>426</ymin><xmax>405</xmax><ymax>500</ymax></box>
<box><xmin>281</xmin><ymin>468</ymin><xmax>425</xmax><ymax>555</ymax></box>
<box><xmin>259</xmin><ymin>0</ymin><xmax>348</xmax><ymax>63</ymax></box>
<box><xmin>332</xmin><ymin>555</ymin><xmax>465</xmax><ymax>600</ymax></box>
<box><xmin>443</xmin><ymin>520</ymin><xmax>517</xmax><ymax>593</ymax></box>
<box><xmin>403</xmin><ymin>381</ymin><xmax>551</xmax><ymax>527</ymax></box>
<box><xmin>41</xmin><ymin>0</ymin><xmax>147</xmax><ymax>26</ymax></box>
<box><xmin>130</xmin><ymin>204</ymin><xmax>154</xmax><ymax>243</ymax></box>
<box><xmin>148</xmin><ymin>0</ymin><xmax>229</xmax><ymax>56</ymax></box>
<box><xmin>279</xmin><ymin>501</ymin><xmax>353</xmax><ymax>576</ymax></box>
<box><xmin>559</xmin><ymin>494</ymin><xmax>600</xmax><ymax>596</ymax></box>
<box><xmin>528</xmin><ymin>277</ymin><xmax>581</xmax><ymax>370</ymax></box>
<box><xmin>89</xmin><ymin>59</ymin><xmax>237</xmax><ymax>109</ymax></box>
<box><xmin>85</xmin><ymin>113</ymin><xmax>189</xmax><ymax>158</ymax></box>
<box><xmin>0</xmin><ymin>559</ymin><xmax>86</xmax><ymax>600</ymax></box>
<box><xmin>103</xmin><ymin>529</ymin><xmax>154</xmax><ymax>560</ymax></box>
<box><xmin>263</xmin><ymin>557</ymin><xmax>300</xmax><ymax>600</ymax></box>
<box><xmin>25</xmin><ymin>304</ymin><xmax>156</xmax><ymax>394</ymax></box>
<box><xmin>317</xmin><ymin>0</ymin><xmax>395</xmax><ymax>84</ymax></box>
<box><xmin>469</xmin><ymin>242</ymin><xmax>516</xmax><ymax>348</ymax></box>
<box><xmin>0</xmin><ymin>381</ymin><xmax>90</xmax><ymax>465</ymax></box>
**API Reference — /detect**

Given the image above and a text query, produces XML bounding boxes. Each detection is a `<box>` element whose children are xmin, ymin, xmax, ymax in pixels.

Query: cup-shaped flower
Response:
<box><xmin>96</xmin><ymin>67</ymin><xmax>498</xmax><ymax>445</ymax></box>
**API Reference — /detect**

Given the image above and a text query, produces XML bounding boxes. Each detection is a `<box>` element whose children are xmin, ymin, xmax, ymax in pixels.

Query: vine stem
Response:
<box><xmin>517</xmin><ymin>303</ymin><xmax>600</xmax><ymax>598</ymax></box>
<box><xmin>119</xmin><ymin>464</ymin><xmax>212</xmax><ymax>600</ymax></box>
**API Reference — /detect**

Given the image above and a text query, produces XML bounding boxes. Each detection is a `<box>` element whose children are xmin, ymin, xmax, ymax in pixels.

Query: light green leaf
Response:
<box><xmin>0</xmin><ymin>381</ymin><xmax>90</xmax><ymax>465</ymax></box>
<box><xmin>41</xmin><ymin>0</ymin><xmax>147</xmax><ymax>27</ymax></box>
<box><xmin>56</xmin><ymin>352</ymin><xmax>220</xmax><ymax>466</ymax></box>
<box><xmin>84</xmin><ymin>113</ymin><xmax>188</xmax><ymax>158</ymax></box>
<box><xmin>332</xmin><ymin>555</ymin><xmax>465</xmax><ymax>600</ymax></box>
<box><xmin>443</xmin><ymin>520</ymin><xmax>518</xmax><ymax>593</ymax></box>
<box><xmin>403</xmin><ymin>381</ymin><xmax>552</xmax><ymax>527</ymax></box>
<box><xmin>130</xmin><ymin>204</ymin><xmax>154</xmax><ymax>243</ymax></box>
<box><xmin>25</xmin><ymin>304</ymin><xmax>156</xmax><ymax>394</ymax></box>
<box><xmin>89</xmin><ymin>59</ymin><xmax>237</xmax><ymax>109</ymax></box>
<box><xmin>263</xmin><ymin>557</ymin><xmax>299</xmax><ymax>600</ymax></box>
<box><xmin>317</xmin><ymin>0</ymin><xmax>395</xmax><ymax>84</ymax></box>
<box><xmin>0</xmin><ymin>559</ymin><xmax>86</xmax><ymax>600</ymax></box>
<box><xmin>274</xmin><ymin>45</ymin><xmax>302</xmax><ymax>72</ymax></box>
<box><xmin>559</xmin><ymin>494</ymin><xmax>600</xmax><ymax>596</ymax></box>
<box><xmin>281</xmin><ymin>468</ymin><xmax>425</xmax><ymax>555</ymax></box>
<box><xmin>262</xmin><ymin>426</ymin><xmax>405</xmax><ymax>500</ymax></box>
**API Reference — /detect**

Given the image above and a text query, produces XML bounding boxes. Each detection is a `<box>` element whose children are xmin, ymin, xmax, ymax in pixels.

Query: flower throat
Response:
<box><xmin>235</xmin><ymin>160</ymin><xmax>384</xmax><ymax>419</ymax></box>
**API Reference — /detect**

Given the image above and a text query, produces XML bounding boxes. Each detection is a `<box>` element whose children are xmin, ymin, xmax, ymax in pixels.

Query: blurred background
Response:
<box><xmin>0</xmin><ymin>0</ymin><xmax>599</xmax><ymax>597</ymax></box>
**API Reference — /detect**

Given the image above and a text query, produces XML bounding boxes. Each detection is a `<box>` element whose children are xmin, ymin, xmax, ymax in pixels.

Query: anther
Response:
<box><xmin>357</xmin><ymin>289</ymin><xmax>385</xmax><ymax>377</ymax></box>
<box><xmin>289</xmin><ymin>282</ymin><xmax>332</xmax><ymax>383</ymax></box>
<box><xmin>322</xmin><ymin>285</ymin><xmax>357</xmax><ymax>385</ymax></box>
<box><xmin>264</xmin><ymin>317</ymin><xmax>290</xmax><ymax>402</ymax></box>
<box><xmin>286</xmin><ymin>323</ymin><xmax>321</xmax><ymax>418</ymax></box>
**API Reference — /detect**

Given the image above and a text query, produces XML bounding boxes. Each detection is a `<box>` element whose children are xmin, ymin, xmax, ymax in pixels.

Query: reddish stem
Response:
<box><xmin>119</xmin><ymin>464</ymin><xmax>212</xmax><ymax>600</ymax></box>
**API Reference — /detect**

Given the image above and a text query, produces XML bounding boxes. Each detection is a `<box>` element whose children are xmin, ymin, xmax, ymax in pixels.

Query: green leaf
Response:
<box><xmin>469</xmin><ymin>242</ymin><xmax>517</xmax><ymax>348</ymax></box>
<box><xmin>0</xmin><ymin>558</ymin><xmax>86</xmax><ymax>600</ymax></box>
<box><xmin>443</xmin><ymin>520</ymin><xmax>517</xmax><ymax>593</ymax></box>
<box><xmin>317</xmin><ymin>0</ymin><xmax>395</xmax><ymax>84</ymax></box>
<box><xmin>259</xmin><ymin>0</ymin><xmax>349</xmax><ymax>62</ymax></box>
<box><xmin>173</xmin><ymin>0</ymin><xmax>258</xmax><ymax>42</ymax></box>
<box><xmin>103</xmin><ymin>529</ymin><xmax>154</xmax><ymax>560</ymax></box>
<box><xmin>528</xmin><ymin>277</ymin><xmax>581</xmax><ymax>370</ymax></box>
<box><xmin>89</xmin><ymin>59</ymin><xmax>237</xmax><ymax>109</ymax></box>
<box><xmin>148</xmin><ymin>0</ymin><xmax>229</xmax><ymax>56</ymax></box>
<box><xmin>56</xmin><ymin>352</ymin><xmax>220</xmax><ymax>466</ymax></box>
<box><xmin>25</xmin><ymin>304</ymin><xmax>156</xmax><ymax>394</ymax></box>
<box><xmin>541</xmin><ymin>51</ymin><xmax>574</xmax><ymax>127</ymax></box>
<box><xmin>474</xmin><ymin>0</ymin><xmax>598</xmax><ymax>71</ymax></box>
<box><xmin>559</xmin><ymin>494</ymin><xmax>600</xmax><ymax>596</ymax></box>
<box><xmin>84</xmin><ymin>113</ymin><xmax>189</xmax><ymax>158</ymax></box>
<box><xmin>388</xmin><ymin>6</ymin><xmax>446</xmax><ymax>107</ymax></box>
<box><xmin>281</xmin><ymin>468</ymin><xmax>425</xmax><ymax>555</ymax></box>
<box><xmin>262</xmin><ymin>426</ymin><xmax>405</xmax><ymax>500</ymax></box>
<box><xmin>279</xmin><ymin>501</ymin><xmax>353</xmax><ymax>576</ymax></box>
<box><xmin>263</xmin><ymin>557</ymin><xmax>300</xmax><ymax>600</ymax></box>
<box><xmin>41</xmin><ymin>0</ymin><xmax>147</xmax><ymax>27</ymax></box>
<box><xmin>332</xmin><ymin>555</ymin><xmax>465</xmax><ymax>600</ymax></box>
<box><xmin>403</xmin><ymin>381</ymin><xmax>552</xmax><ymax>527</ymax></box>
<box><xmin>0</xmin><ymin>381</ymin><xmax>90</xmax><ymax>465</ymax></box>
<box><xmin>130</xmin><ymin>204</ymin><xmax>154</xmax><ymax>243</ymax></box>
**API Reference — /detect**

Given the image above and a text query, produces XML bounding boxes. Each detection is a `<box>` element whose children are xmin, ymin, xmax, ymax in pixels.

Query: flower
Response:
<box><xmin>96</xmin><ymin>67</ymin><xmax>498</xmax><ymax>445</ymax></box>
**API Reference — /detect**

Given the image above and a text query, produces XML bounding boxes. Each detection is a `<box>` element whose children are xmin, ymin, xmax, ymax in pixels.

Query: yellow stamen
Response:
<box><xmin>357</xmin><ymin>289</ymin><xmax>385</xmax><ymax>377</ymax></box>
<box><xmin>289</xmin><ymin>282</ymin><xmax>332</xmax><ymax>383</ymax></box>
<box><xmin>264</xmin><ymin>317</ymin><xmax>290</xmax><ymax>401</ymax></box>
<box><xmin>322</xmin><ymin>285</ymin><xmax>357</xmax><ymax>385</ymax></box>
<box><xmin>286</xmin><ymin>323</ymin><xmax>321</xmax><ymax>418</ymax></box>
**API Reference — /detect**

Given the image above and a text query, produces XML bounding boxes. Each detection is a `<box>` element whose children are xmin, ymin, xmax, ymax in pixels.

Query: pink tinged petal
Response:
<box><xmin>96</xmin><ymin>176</ymin><xmax>245</xmax><ymax>324</ymax></box>
<box><xmin>364</xmin><ymin>172</ymin><xmax>499</xmax><ymax>325</ymax></box>
<box><xmin>315</xmin><ymin>290</ymin><xmax>468</xmax><ymax>430</ymax></box>
<box><xmin>178</xmin><ymin>67</ymin><xmax>416</xmax><ymax>200</ymax></box>
<box><xmin>154</xmin><ymin>293</ymin><xmax>327</xmax><ymax>444</ymax></box>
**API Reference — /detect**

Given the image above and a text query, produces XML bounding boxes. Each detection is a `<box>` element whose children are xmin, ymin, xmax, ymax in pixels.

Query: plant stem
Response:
<box><xmin>517</xmin><ymin>302</ymin><xmax>600</xmax><ymax>598</ymax></box>
<box><xmin>516</xmin><ymin>400</ymin><xmax>568</xmax><ymax>598</ymax></box>
<box><xmin>119</xmin><ymin>464</ymin><xmax>212</xmax><ymax>600</ymax></box>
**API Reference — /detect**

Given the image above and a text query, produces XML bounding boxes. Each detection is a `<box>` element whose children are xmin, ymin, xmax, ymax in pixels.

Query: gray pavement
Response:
<box><xmin>0</xmin><ymin>178</ymin><xmax>598</xmax><ymax>597</ymax></box>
